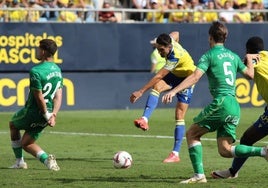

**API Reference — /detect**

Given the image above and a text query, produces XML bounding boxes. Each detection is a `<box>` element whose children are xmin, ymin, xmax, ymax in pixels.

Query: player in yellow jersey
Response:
<box><xmin>212</xmin><ymin>36</ymin><xmax>268</xmax><ymax>179</ymax></box>
<box><xmin>130</xmin><ymin>31</ymin><xmax>196</xmax><ymax>163</ymax></box>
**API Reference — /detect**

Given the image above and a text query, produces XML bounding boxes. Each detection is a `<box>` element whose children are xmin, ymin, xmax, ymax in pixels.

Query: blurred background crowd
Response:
<box><xmin>0</xmin><ymin>0</ymin><xmax>267</xmax><ymax>23</ymax></box>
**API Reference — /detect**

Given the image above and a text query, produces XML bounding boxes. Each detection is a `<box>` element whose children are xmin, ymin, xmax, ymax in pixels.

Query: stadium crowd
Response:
<box><xmin>0</xmin><ymin>0</ymin><xmax>267</xmax><ymax>22</ymax></box>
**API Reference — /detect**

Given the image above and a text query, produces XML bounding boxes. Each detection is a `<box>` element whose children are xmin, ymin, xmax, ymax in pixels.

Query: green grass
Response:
<box><xmin>0</xmin><ymin>108</ymin><xmax>268</xmax><ymax>188</ymax></box>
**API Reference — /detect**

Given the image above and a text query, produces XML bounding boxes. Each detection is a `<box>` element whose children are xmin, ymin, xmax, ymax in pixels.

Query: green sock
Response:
<box><xmin>13</xmin><ymin>147</ymin><xmax>23</xmax><ymax>158</ymax></box>
<box><xmin>189</xmin><ymin>142</ymin><xmax>204</xmax><ymax>174</ymax></box>
<box><xmin>37</xmin><ymin>151</ymin><xmax>49</xmax><ymax>163</ymax></box>
<box><xmin>234</xmin><ymin>145</ymin><xmax>262</xmax><ymax>157</ymax></box>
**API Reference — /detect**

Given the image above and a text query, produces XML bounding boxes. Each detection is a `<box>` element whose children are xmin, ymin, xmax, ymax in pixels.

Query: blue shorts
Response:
<box><xmin>163</xmin><ymin>72</ymin><xmax>194</xmax><ymax>104</ymax></box>
<box><xmin>253</xmin><ymin>106</ymin><xmax>268</xmax><ymax>135</ymax></box>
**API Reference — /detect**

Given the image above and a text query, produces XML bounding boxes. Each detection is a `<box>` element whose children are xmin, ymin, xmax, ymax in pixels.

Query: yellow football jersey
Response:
<box><xmin>254</xmin><ymin>50</ymin><xmax>268</xmax><ymax>104</ymax></box>
<box><xmin>164</xmin><ymin>39</ymin><xmax>196</xmax><ymax>77</ymax></box>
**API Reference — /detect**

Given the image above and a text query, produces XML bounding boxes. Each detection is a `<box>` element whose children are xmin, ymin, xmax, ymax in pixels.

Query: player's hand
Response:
<box><xmin>162</xmin><ymin>91</ymin><xmax>176</xmax><ymax>104</ymax></box>
<box><xmin>244</xmin><ymin>54</ymin><xmax>259</xmax><ymax>65</ymax></box>
<box><xmin>47</xmin><ymin>114</ymin><xmax>56</xmax><ymax>127</ymax></box>
<box><xmin>43</xmin><ymin>111</ymin><xmax>56</xmax><ymax>127</ymax></box>
<box><xmin>130</xmin><ymin>91</ymin><xmax>143</xmax><ymax>103</ymax></box>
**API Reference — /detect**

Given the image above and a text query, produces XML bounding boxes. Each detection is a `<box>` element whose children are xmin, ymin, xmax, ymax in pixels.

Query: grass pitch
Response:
<box><xmin>0</xmin><ymin>108</ymin><xmax>268</xmax><ymax>188</ymax></box>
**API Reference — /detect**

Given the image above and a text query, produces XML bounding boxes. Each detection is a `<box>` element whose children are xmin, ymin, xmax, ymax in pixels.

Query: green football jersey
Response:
<box><xmin>25</xmin><ymin>61</ymin><xmax>63</xmax><ymax>111</ymax></box>
<box><xmin>197</xmin><ymin>45</ymin><xmax>247</xmax><ymax>98</ymax></box>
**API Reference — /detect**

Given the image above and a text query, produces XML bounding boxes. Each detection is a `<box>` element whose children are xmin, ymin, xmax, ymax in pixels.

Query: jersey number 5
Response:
<box><xmin>223</xmin><ymin>62</ymin><xmax>234</xmax><ymax>86</ymax></box>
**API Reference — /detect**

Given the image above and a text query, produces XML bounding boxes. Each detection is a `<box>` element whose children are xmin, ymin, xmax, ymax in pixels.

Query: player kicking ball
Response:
<box><xmin>130</xmin><ymin>31</ymin><xmax>196</xmax><ymax>163</ymax></box>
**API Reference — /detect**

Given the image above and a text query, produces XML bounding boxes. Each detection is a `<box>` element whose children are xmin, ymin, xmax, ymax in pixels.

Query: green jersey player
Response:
<box><xmin>9</xmin><ymin>39</ymin><xmax>63</xmax><ymax>171</ymax></box>
<box><xmin>162</xmin><ymin>21</ymin><xmax>268</xmax><ymax>184</ymax></box>
<box><xmin>211</xmin><ymin>37</ymin><xmax>268</xmax><ymax>179</ymax></box>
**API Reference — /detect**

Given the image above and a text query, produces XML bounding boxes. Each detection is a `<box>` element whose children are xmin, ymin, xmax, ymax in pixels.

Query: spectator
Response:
<box><xmin>77</xmin><ymin>0</ymin><xmax>98</xmax><ymax>22</ymax></box>
<box><xmin>203</xmin><ymin>0</ymin><xmax>218</xmax><ymax>22</ymax></box>
<box><xmin>232</xmin><ymin>0</ymin><xmax>250</xmax><ymax>9</ymax></box>
<box><xmin>58</xmin><ymin>0</ymin><xmax>81</xmax><ymax>22</ymax></box>
<box><xmin>26</xmin><ymin>0</ymin><xmax>45</xmax><ymax>22</ymax></box>
<box><xmin>187</xmin><ymin>0</ymin><xmax>204</xmax><ymax>23</ymax></box>
<box><xmin>146</xmin><ymin>0</ymin><xmax>166</xmax><ymax>22</ymax></box>
<box><xmin>0</xmin><ymin>0</ymin><xmax>7</xmax><ymax>22</ymax></box>
<box><xmin>250</xmin><ymin>1</ymin><xmax>265</xmax><ymax>22</ymax></box>
<box><xmin>215</xmin><ymin>0</ymin><xmax>233</xmax><ymax>8</ymax></box>
<box><xmin>130</xmin><ymin>0</ymin><xmax>148</xmax><ymax>21</ymax></box>
<box><xmin>264</xmin><ymin>0</ymin><xmax>268</xmax><ymax>20</ymax></box>
<box><xmin>159</xmin><ymin>0</ymin><xmax>177</xmax><ymax>22</ymax></box>
<box><xmin>40</xmin><ymin>0</ymin><xmax>60</xmax><ymax>21</ymax></box>
<box><xmin>168</xmin><ymin>0</ymin><xmax>188</xmax><ymax>23</ymax></box>
<box><xmin>219</xmin><ymin>0</ymin><xmax>235</xmax><ymax>23</ymax></box>
<box><xmin>233</xmin><ymin>3</ymin><xmax>251</xmax><ymax>22</ymax></box>
<box><xmin>98</xmin><ymin>1</ymin><xmax>117</xmax><ymax>22</ymax></box>
<box><xmin>5</xmin><ymin>0</ymin><xmax>27</xmax><ymax>22</ymax></box>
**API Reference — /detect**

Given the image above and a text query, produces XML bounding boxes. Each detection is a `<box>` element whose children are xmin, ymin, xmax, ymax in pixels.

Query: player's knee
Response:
<box><xmin>218</xmin><ymin>147</ymin><xmax>232</xmax><ymax>158</ymax></box>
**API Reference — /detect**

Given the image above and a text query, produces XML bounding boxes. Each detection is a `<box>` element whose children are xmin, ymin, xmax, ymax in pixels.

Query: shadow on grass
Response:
<box><xmin>53</xmin><ymin>175</ymin><xmax>182</xmax><ymax>184</ymax></box>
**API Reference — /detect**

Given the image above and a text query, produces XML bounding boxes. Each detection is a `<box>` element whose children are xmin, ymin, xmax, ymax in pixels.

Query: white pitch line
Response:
<box><xmin>1</xmin><ymin>131</ymin><xmax>268</xmax><ymax>144</ymax></box>
<box><xmin>48</xmin><ymin>131</ymin><xmax>268</xmax><ymax>144</ymax></box>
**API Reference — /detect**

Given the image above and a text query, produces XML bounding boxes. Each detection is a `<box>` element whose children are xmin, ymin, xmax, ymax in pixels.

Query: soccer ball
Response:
<box><xmin>113</xmin><ymin>151</ymin><xmax>133</xmax><ymax>169</ymax></box>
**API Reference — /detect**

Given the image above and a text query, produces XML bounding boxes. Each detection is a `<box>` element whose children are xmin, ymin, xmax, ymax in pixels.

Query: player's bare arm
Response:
<box><xmin>162</xmin><ymin>69</ymin><xmax>203</xmax><ymax>104</ymax></box>
<box><xmin>130</xmin><ymin>68</ymin><xmax>169</xmax><ymax>103</ymax></box>
<box><xmin>52</xmin><ymin>88</ymin><xmax>62</xmax><ymax>116</ymax></box>
<box><xmin>169</xmin><ymin>31</ymin><xmax>179</xmax><ymax>42</ymax></box>
<box><xmin>243</xmin><ymin>53</ymin><xmax>257</xmax><ymax>80</ymax></box>
<box><xmin>48</xmin><ymin>88</ymin><xmax>62</xmax><ymax>127</ymax></box>
<box><xmin>33</xmin><ymin>89</ymin><xmax>47</xmax><ymax>114</ymax></box>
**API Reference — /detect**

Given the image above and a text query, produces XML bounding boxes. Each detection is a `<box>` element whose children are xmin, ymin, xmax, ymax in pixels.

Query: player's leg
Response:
<box><xmin>163</xmin><ymin>102</ymin><xmax>188</xmax><ymax>163</ymax></box>
<box><xmin>22</xmin><ymin>132</ymin><xmax>60</xmax><ymax>171</ymax></box>
<box><xmin>9</xmin><ymin>108</ymin><xmax>29</xmax><ymax>169</ymax></box>
<box><xmin>230</xmin><ymin>106</ymin><xmax>268</xmax><ymax>174</ymax></box>
<box><xmin>162</xmin><ymin>76</ymin><xmax>194</xmax><ymax>162</ymax></box>
<box><xmin>230</xmin><ymin>125</ymin><xmax>266</xmax><ymax>173</ymax></box>
<box><xmin>212</xmin><ymin>106</ymin><xmax>268</xmax><ymax>178</ymax></box>
<box><xmin>218</xmin><ymin>97</ymin><xmax>267</xmax><ymax>156</ymax></box>
<box><xmin>180</xmin><ymin>123</ymin><xmax>209</xmax><ymax>184</ymax></box>
<box><xmin>181</xmin><ymin>98</ymin><xmax>226</xmax><ymax>183</ymax></box>
<box><xmin>9</xmin><ymin>121</ymin><xmax>27</xmax><ymax>169</ymax></box>
<box><xmin>134</xmin><ymin>79</ymin><xmax>171</xmax><ymax>131</ymax></box>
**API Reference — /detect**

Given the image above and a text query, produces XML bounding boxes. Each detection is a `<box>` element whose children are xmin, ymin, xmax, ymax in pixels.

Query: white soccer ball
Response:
<box><xmin>113</xmin><ymin>151</ymin><xmax>133</xmax><ymax>169</ymax></box>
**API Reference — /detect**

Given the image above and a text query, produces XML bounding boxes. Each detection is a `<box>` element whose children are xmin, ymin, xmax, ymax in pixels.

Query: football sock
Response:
<box><xmin>143</xmin><ymin>89</ymin><xmax>160</xmax><ymax>119</ymax></box>
<box><xmin>173</xmin><ymin>120</ymin><xmax>185</xmax><ymax>153</ymax></box>
<box><xmin>232</xmin><ymin>145</ymin><xmax>262</xmax><ymax>157</ymax></box>
<box><xmin>189</xmin><ymin>142</ymin><xmax>204</xmax><ymax>174</ymax></box>
<box><xmin>37</xmin><ymin>150</ymin><xmax>49</xmax><ymax>163</ymax></box>
<box><xmin>11</xmin><ymin>140</ymin><xmax>23</xmax><ymax>159</ymax></box>
<box><xmin>230</xmin><ymin>157</ymin><xmax>248</xmax><ymax>175</ymax></box>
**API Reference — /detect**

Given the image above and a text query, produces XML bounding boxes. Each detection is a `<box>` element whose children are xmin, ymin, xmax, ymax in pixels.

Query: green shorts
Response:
<box><xmin>193</xmin><ymin>95</ymin><xmax>240</xmax><ymax>142</ymax></box>
<box><xmin>11</xmin><ymin>108</ymin><xmax>47</xmax><ymax>140</ymax></box>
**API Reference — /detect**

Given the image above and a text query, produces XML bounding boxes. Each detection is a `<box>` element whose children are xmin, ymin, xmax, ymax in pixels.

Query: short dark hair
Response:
<box><xmin>39</xmin><ymin>39</ymin><xmax>57</xmax><ymax>57</ymax></box>
<box><xmin>246</xmin><ymin>36</ymin><xmax>264</xmax><ymax>53</ymax></box>
<box><xmin>208</xmin><ymin>21</ymin><xmax>228</xmax><ymax>43</ymax></box>
<box><xmin>156</xmin><ymin>33</ymin><xmax>172</xmax><ymax>46</ymax></box>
